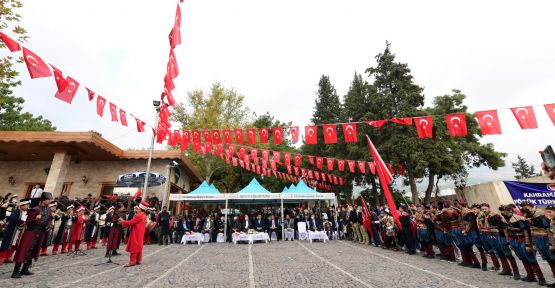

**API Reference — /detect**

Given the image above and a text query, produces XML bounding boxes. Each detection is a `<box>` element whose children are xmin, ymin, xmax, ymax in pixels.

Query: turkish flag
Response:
<box><xmin>326</xmin><ymin>158</ymin><xmax>335</xmax><ymax>171</ymax></box>
<box><xmin>246</xmin><ymin>128</ymin><xmax>256</xmax><ymax>144</ymax></box>
<box><xmin>308</xmin><ymin>156</ymin><xmax>314</xmax><ymax>165</ymax></box>
<box><xmin>368</xmin><ymin>162</ymin><xmax>376</xmax><ymax>175</ymax></box>
<box><xmin>227</xmin><ymin>144</ymin><xmax>236</xmax><ymax>155</ymax></box>
<box><xmin>270</xmin><ymin>160</ymin><xmax>277</xmax><ymax>170</ymax></box>
<box><xmin>272</xmin><ymin>127</ymin><xmax>283</xmax><ymax>145</ymax></box>
<box><xmin>169</xmin><ymin>4</ymin><xmax>181</xmax><ymax>48</ymax></box>
<box><xmin>222</xmin><ymin>129</ymin><xmax>232</xmax><ymax>144</ymax></box>
<box><xmin>181</xmin><ymin>130</ymin><xmax>190</xmax><ymax>150</ymax></box>
<box><xmin>238</xmin><ymin>146</ymin><xmax>247</xmax><ymax>159</ymax></box>
<box><xmin>290</xmin><ymin>126</ymin><xmax>299</xmax><ymax>143</ymax></box>
<box><xmin>294</xmin><ymin>167</ymin><xmax>299</xmax><ymax>176</ymax></box>
<box><xmin>301</xmin><ymin>168</ymin><xmax>307</xmax><ymax>178</ymax></box>
<box><xmin>159</xmin><ymin>104</ymin><xmax>171</xmax><ymax>122</ymax></box>
<box><xmin>96</xmin><ymin>96</ymin><xmax>107</xmax><ymax>117</ymax></box>
<box><xmin>414</xmin><ymin>116</ymin><xmax>433</xmax><ymax>138</ymax></box>
<box><xmin>0</xmin><ymin>32</ymin><xmax>20</xmax><ymax>52</ymax></box>
<box><xmin>167</xmin><ymin>130</ymin><xmax>177</xmax><ymax>147</ymax></box>
<box><xmin>191</xmin><ymin>130</ymin><xmax>201</xmax><ymax>143</ymax></box>
<box><xmin>262</xmin><ymin>160</ymin><xmax>268</xmax><ymax>169</ymax></box>
<box><xmin>390</xmin><ymin>117</ymin><xmax>413</xmax><ymax>125</ymax></box>
<box><xmin>239</xmin><ymin>160</ymin><xmax>244</xmax><ymax>168</ymax></box>
<box><xmin>337</xmin><ymin>160</ymin><xmax>345</xmax><ymax>171</ymax></box>
<box><xmin>475</xmin><ymin>110</ymin><xmax>502</xmax><ymax>135</ymax></box>
<box><xmin>305</xmin><ymin>126</ymin><xmax>317</xmax><ymax>144</ymax></box>
<box><xmin>367</xmin><ymin>120</ymin><xmax>388</xmax><ymax>129</ymax></box>
<box><xmin>545</xmin><ymin>103</ymin><xmax>555</xmax><ymax>126</ymax></box>
<box><xmin>272</xmin><ymin>151</ymin><xmax>281</xmax><ymax>164</ymax></box>
<box><xmin>202</xmin><ymin>130</ymin><xmax>212</xmax><ymax>142</ymax></box>
<box><xmin>119</xmin><ymin>109</ymin><xmax>128</xmax><ymax>126</ymax></box>
<box><xmin>51</xmin><ymin>65</ymin><xmax>67</xmax><ymax>91</ymax></box>
<box><xmin>85</xmin><ymin>87</ymin><xmax>95</xmax><ymax>101</ymax></box>
<box><xmin>234</xmin><ymin>129</ymin><xmax>244</xmax><ymax>144</ymax></box>
<box><xmin>398</xmin><ymin>164</ymin><xmax>406</xmax><ymax>176</ymax></box>
<box><xmin>347</xmin><ymin>160</ymin><xmax>356</xmax><ymax>173</ymax></box>
<box><xmin>322</xmin><ymin>173</ymin><xmax>327</xmax><ymax>182</ymax></box>
<box><xmin>204</xmin><ymin>142</ymin><xmax>213</xmax><ymax>153</ymax></box>
<box><xmin>164</xmin><ymin>74</ymin><xmax>175</xmax><ymax>91</ymax></box>
<box><xmin>259</xmin><ymin>128</ymin><xmax>269</xmax><ymax>143</ymax></box>
<box><xmin>135</xmin><ymin>117</ymin><xmax>145</xmax><ymax>132</ymax></box>
<box><xmin>316</xmin><ymin>157</ymin><xmax>324</xmax><ymax>169</ymax></box>
<box><xmin>308</xmin><ymin>170</ymin><xmax>313</xmax><ymax>179</ymax></box>
<box><xmin>323</xmin><ymin>124</ymin><xmax>337</xmax><ymax>144</ymax></box>
<box><xmin>314</xmin><ymin>171</ymin><xmax>320</xmax><ymax>180</ymax></box>
<box><xmin>510</xmin><ymin>106</ymin><xmax>538</xmax><ymax>129</ymax></box>
<box><xmin>54</xmin><ymin>76</ymin><xmax>79</xmax><ymax>104</ymax></box>
<box><xmin>261</xmin><ymin>150</ymin><xmax>269</xmax><ymax>162</ymax></box>
<box><xmin>287</xmin><ymin>165</ymin><xmax>292</xmax><ymax>174</ymax></box>
<box><xmin>193</xmin><ymin>142</ymin><xmax>201</xmax><ymax>153</ymax></box>
<box><xmin>22</xmin><ymin>48</ymin><xmax>52</xmax><ymax>79</ymax></box>
<box><xmin>342</xmin><ymin>123</ymin><xmax>358</xmax><ymax>142</ymax></box>
<box><xmin>357</xmin><ymin>161</ymin><xmax>366</xmax><ymax>173</ymax></box>
<box><xmin>250</xmin><ymin>148</ymin><xmax>258</xmax><ymax>160</ymax></box>
<box><xmin>445</xmin><ymin>113</ymin><xmax>468</xmax><ymax>137</ymax></box>
<box><xmin>232</xmin><ymin>157</ymin><xmax>238</xmax><ymax>167</ymax></box>
<box><xmin>294</xmin><ymin>154</ymin><xmax>302</xmax><ymax>167</ymax></box>
<box><xmin>284</xmin><ymin>153</ymin><xmax>291</xmax><ymax>166</ymax></box>
<box><xmin>163</xmin><ymin>88</ymin><xmax>176</xmax><ymax>106</ymax></box>
<box><xmin>212</xmin><ymin>129</ymin><xmax>222</xmax><ymax>144</ymax></box>
<box><xmin>167</xmin><ymin>49</ymin><xmax>179</xmax><ymax>79</ymax></box>
<box><xmin>156</xmin><ymin>124</ymin><xmax>168</xmax><ymax>144</ymax></box>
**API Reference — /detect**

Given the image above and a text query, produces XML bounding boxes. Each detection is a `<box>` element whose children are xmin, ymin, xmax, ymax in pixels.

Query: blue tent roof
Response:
<box><xmin>210</xmin><ymin>184</ymin><xmax>219</xmax><ymax>193</ymax></box>
<box><xmin>189</xmin><ymin>181</ymin><xmax>221</xmax><ymax>195</ymax></box>
<box><xmin>237</xmin><ymin>178</ymin><xmax>271</xmax><ymax>194</ymax></box>
<box><xmin>288</xmin><ymin>184</ymin><xmax>296</xmax><ymax>191</ymax></box>
<box><xmin>282</xmin><ymin>186</ymin><xmax>289</xmax><ymax>192</ymax></box>
<box><xmin>285</xmin><ymin>180</ymin><xmax>319</xmax><ymax>193</ymax></box>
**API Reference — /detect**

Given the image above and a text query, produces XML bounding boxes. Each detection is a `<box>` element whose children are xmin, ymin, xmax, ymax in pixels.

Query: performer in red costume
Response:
<box><xmin>69</xmin><ymin>206</ymin><xmax>85</xmax><ymax>252</ymax></box>
<box><xmin>118</xmin><ymin>201</ymin><xmax>148</xmax><ymax>267</ymax></box>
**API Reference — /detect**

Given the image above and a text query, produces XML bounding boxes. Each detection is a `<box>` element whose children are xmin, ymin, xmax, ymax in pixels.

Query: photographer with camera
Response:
<box><xmin>541</xmin><ymin>145</ymin><xmax>555</xmax><ymax>181</ymax></box>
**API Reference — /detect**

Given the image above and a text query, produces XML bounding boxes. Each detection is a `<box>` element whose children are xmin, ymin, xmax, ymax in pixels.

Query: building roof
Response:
<box><xmin>0</xmin><ymin>131</ymin><xmax>202</xmax><ymax>182</ymax></box>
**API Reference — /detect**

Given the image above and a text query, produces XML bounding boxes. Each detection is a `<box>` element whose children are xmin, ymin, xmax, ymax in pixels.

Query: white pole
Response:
<box><xmin>161</xmin><ymin>163</ymin><xmax>171</xmax><ymax>209</ymax></box>
<box><xmin>281</xmin><ymin>198</ymin><xmax>284</xmax><ymax>240</ymax></box>
<box><xmin>224</xmin><ymin>198</ymin><xmax>229</xmax><ymax>242</ymax></box>
<box><xmin>142</xmin><ymin>107</ymin><xmax>160</xmax><ymax>199</ymax></box>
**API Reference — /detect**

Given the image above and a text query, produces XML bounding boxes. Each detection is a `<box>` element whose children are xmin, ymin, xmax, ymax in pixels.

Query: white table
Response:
<box><xmin>232</xmin><ymin>232</ymin><xmax>270</xmax><ymax>244</ymax></box>
<box><xmin>308</xmin><ymin>231</ymin><xmax>328</xmax><ymax>243</ymax></box>
<box><xmin>181</xmin><ymin>233</ymin><xmax>203</xmax><ymax>245</ymax></box>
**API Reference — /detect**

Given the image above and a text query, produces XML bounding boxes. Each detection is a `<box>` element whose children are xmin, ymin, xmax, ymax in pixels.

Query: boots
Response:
<box><xmin>4</xmin><ymin>248</ymin><xmax>15</xmax><ymax>263</ymax></box>
<box><xmin>521</xmin><ymin>261</ymin><xmax>537</xmax><ymax>282</ymax></box>
<box><xmin>40</xmin><ymin>246</ymin><xmax>48</xmax><ymax>256</ymax></box>
<box><xmin>498</xmin><ymin>256</ymin><xmax>513</xmax><ymax>276</ymax></box>
<box><xmin>531</xmin><ymin>263</ymin><xmax>547</xmax><ymax>286</ymax></box>
<box><xmin>52</xmin><ymin>244</ymin><xmax>59</xmax><ymax>255</ymax></box>
<box><xmin>469</xmin><ymin>250</ymin><xmax>481</xmax><ymax>269</ymax></box>
<box><xmin>92</xmin><ymin>239</ymin><xmax>98</xmax><ymax>249</ymax></box>
<box><xmin>507</xmin><ymin>256</ymin><xmax>520</xmax><ymax>279</ymax></box>
<box><xmin>86</xmin><ymin>242</ymin><xmax>92</xmax><ymax>250</ymax></box>
<box><xmin>489</xmin><ymin>252</ymin><xmax>500</xmax><ymax>271</ymax></box>
<box><xmin>458</xmin><ymin>248</ymin><xmax>471</xmax><ymax>266</ymax></box>
<box><xmin>11</xmin><ymin>263</ymin><xmax>22</xmax><ymax>278</ymax></box>
<box><xmin>549</xmin><ymin>260</ymin><xmax>555</xmax><ymax>278</ymax></box>
<box><xmin>20</xmin><ymin>261</ymin><xmax>33</xmax><ymax>276</ymax></box>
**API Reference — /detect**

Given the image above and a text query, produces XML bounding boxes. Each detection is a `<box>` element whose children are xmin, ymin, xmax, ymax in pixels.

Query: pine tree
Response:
<box><xmin>512</xmin><ymin>155</ymin><xmax>536</xmax><ymax>180</ymax></box>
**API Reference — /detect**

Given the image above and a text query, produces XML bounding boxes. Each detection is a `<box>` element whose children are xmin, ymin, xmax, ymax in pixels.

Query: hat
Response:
<box><xmin>139</xmin><ymin>201</ymin><xmax>149</xmax><ymax>210</ymax></box>
<box><xmin>94</xmin><ymin>204</ymin><xmax>101</xmax><ymax>211</ymax></box>
<box><xmin>40</xmin><ymin>192</ymin><xmax>53</xmax><ymax>201</ymax></box>
<box><xmin>67</xmin><ymin>204</ymin><xmax>75</xmax><ymax>210</ymax></box>
<box><xmin>19</xmin><ymin>198</ymin><xmax>31</xmax><ymax>206</ymax></box>
<box><xmin>49</xmin><ymin>202</ymin><xmax>57</xmax><ymax>208</ymax></box>
<box><xmin>76</xmin><ymin>206</ymin><xmax>85</xmax><ymax>212</ymax></box>
<box><xmin>108</xmin><ymin>206</ymin><xmax>115</xmax><ymax>210</ymax></box>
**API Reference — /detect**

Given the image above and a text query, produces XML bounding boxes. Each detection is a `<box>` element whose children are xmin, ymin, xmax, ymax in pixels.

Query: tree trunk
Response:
<box><xmin>407</xmin><ymin>169</ymin><xmax>419</xmax><ymax>203</ymax></box>
<box><xmin>423</xmin><ymin>173</ymin><xmax>435</xmax><ymax>205</ymax></box>
<box><xmin>369</xmin><ymin>176</ymin><xmax>380</xmax><ymax>206</ymax></box>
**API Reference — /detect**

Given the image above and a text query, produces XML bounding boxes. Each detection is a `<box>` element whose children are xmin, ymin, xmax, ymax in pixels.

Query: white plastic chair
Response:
<box><xmin>216</xmin><ymin>233</ymin><xmax>225</xmax><ymax>243</ymax></box>
<box><xmin>270</xmin><ymin>231</ymin><xmax>277</xmax><ymax>241</ymax></box>
<box><xmin>285</xmin><ymin>229</ymin><xmax>294</xmax><ymax>241</ymax></box>
<box><xmin>297</xmin><ymin>222</ymin><xmax>308</xmax><ymax>241</ymax></box>
<box><xmin>203</xmin><ymin>233</ymin><xmax>211</xmax><ymax>243</ymax></box>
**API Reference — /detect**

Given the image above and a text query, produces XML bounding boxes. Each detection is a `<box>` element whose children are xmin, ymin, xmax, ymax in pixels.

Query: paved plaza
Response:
<box><xmin>0</xmin><ymin>241</ymin><xmax>551</xmax><ymax>288</ymax></box>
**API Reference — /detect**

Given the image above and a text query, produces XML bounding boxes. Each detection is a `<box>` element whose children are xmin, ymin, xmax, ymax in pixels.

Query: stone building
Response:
<box><xmin>0</xmin><ymin>131</ymin><xmax>202</xmax><ymax>212</ymax></box>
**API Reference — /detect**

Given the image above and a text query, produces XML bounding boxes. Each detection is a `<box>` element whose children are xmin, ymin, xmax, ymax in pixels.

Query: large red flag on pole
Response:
<box><xmin>359</xmin><ymin>196</ymin><xmax>373</xmax><ymax>239</ymax></box>
<box><xmin>366</xmin><ymin>135</ymin><xmax>401</xmax><ymax>229</ymax></box>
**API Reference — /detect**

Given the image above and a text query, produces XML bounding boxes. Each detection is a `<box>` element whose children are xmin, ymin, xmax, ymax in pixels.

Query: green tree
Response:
<box><xmin>172</xmin><ymin>82</ymin><xmax>251</xmax><ymax>184</ymax></box>
<box><xmin>0</xmin><ymin>0</ymin><xmax>55</xmax><ymax>131</ymax></box>
<box><xmin>512</xmin><ymin>155</ymin><xmax>536</xmax><ymax>180</ymax></box>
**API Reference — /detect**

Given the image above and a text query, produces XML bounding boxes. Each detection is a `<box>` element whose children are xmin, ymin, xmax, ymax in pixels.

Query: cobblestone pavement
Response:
<box><xmin>0</xmin><ymin>241</ymin><xmax>552</xmax><ymax>287</ymax></box>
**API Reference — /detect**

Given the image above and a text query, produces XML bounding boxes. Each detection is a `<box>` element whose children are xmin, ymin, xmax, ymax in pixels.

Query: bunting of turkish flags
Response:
<box><xmin>323</xmin><ymin>124</ymin><xmax>337</xmax><ymax>144</ymax></box>
<box><xmin>212</xmin><ymin>129</ymin><xmax>221</xmax><ymax>144</ymax></box>
<box><xmin>445</xmin><ymin>113</ymin><xmax>468</xmax><ymax>137</ymax></box>
<box><xmin>192</xmin><ymin>130</ymin><xmax>201</xmax><ymax>143</ymax></box>
<box><xmin>202</xmin><ymin>130</ymin><xmax>212</xmax><ymax>142</ymax></box>
<box><xmin>357</xmin><ymin>161</ymin><xmax>366</xmax><ymax>173</ymax></box>
<box><xmin>348</xmin><ymin>160</ymin><xmax>356</xmax><ymax>173</ymax></box>
<box><xmin>342</xmin><ymin>123</ymin><xmax>357</xmax><ymax>142</ymax></box>
<box><xmin>96</xmin><ymin>96</ymin><xmax>106</xmax><ymax>117</ymax></box>
<box><xmin>290</xmin><ymin>126</ymin><xmax>299</xmax><ymax>143</ymax></box>
<box><xmin>414</xmin><ymin>116</ymin><xmax>433</xmax><ymax>138</ymax></box>
<box><xmin>222</xmin><ymin>129</ymin><xmax>232</xmax><ymax>144</ymax></box>
<box><xmin>545</xmin><ymin>104</ymin><xmax>555</xmax><ymax>125</ymax></box>
<box><xmin>135</xmin><ymin>117</ymin><xmax>145</xmax><ymax>132</ymax></box>
<box><xmin>272</xmin><ymin>127</ymin><xmax>283</xmax><ymax>145</ymax></box>
<box><xmin>367</xmin><ymin>120</ymin><xmax>388</xmax><ymax>129</ymax></box>
<box><xmin>54</xmin><ymin>76</ymin><xmax>79</xmax><ymax>104</ymax></box>
<box><xmin>85</xmin><ymin>87</ymin><xmax>95</xmax><ymax>101</ymax></box>
<box><xmin>169</xmin><ymin>4</ymin><xmax>181</xmax><ymax>49</ymax></box>
<box><xmin>338</xmin><ymin>159</ymin><xmax>345</xmax><ymax>171</ymax></box>
<box><xmin>316</xmin><ymin>157</ymin><xmax>324</xmax><ymax>169</ymax></box>
<box><xmin>234</xmin><ymin>129</ymin><xmax>244</xmax><ymax>144</ymax></box>
<box><xmin>119</xmin><ymin>109</ymin><xmax>128</xmax><ymax>126</ymax></box>
<box><xmin>326</xmin><ymin>158</ymin><xmax>334</xmax><ymax>171</ymax></box>
<box><xmin>390</xmin><ymin>117</ymin><xmax>413</xmax><ymax>125</ymax></box>
<box><xmin>247</xmin><ymin>128</ymin><xmax>256</xmax><ymax>144</ymax></box>
<box><xmin>0</xmin><ymin>32</ymin><xmax>21</xmax><ymax>52</ymax></box>
<box><xmin>23</xmin><ymin>47</ymin><xmax>52</xmax><ymax>79</ymax></box>
<box><xmin>259</xmin><ymin>128</ymin><xmax>269</xmax><ymax>143</ymax></box>
<box><xmin>475</xmin><ymin>110</ymin><xmax>502</xmax><ymax>135</ymax></box>
<box><xmin>305</xmin><ymin>126</ymin><xmax>317</xmax><ymax>144</ymax></box>
<box><xmin>284</xmin><ymin>153</ymin><xmax>291</xmax><ymax>166</ymax></box>
<box><xmin>181</xmin><ymin>130</ymin><xmax>190</xmax><ymax>150</ymax></box>
<box><xmin>510</xmin><ymin>106</ymin><xmax>538</xmax><ymax>129</ymax></box>
<box><xmin>294</xmin><ymin>154</ymin><xmax>302</xmax><ymax>167</ymax></box>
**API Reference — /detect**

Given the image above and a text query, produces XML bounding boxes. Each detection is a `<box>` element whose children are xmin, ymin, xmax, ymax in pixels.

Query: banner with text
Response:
<box><xmin>504</xmin><ymin>181</ymin><xmax>555</xmax><ymax>206</ymax></box>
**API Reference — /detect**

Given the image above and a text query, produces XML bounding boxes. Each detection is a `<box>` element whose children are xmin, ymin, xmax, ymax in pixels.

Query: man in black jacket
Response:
<box><xmin>158</xmin><ymin>207</ymin><xmax>171</xmax><ymax>245</ymax></box>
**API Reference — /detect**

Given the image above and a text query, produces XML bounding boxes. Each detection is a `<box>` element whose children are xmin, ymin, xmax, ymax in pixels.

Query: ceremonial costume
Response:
<box><xmin>85</xmin><ymin>207</ymin><xmax>100</xmax><ymax>249</ymax></box>
<box><xmin>121</xmin><ymin>201</ymin><xmax>148</xmax><ymax>266</ymax></box>
<box><xmin>107</xmin><ymin>207</ymin><xmax>123</xmax><ymax>255</ymax></box>
<box><xmin>527</xmin><ymin>209</ymin><xmax>555</xmax><ymax>277</ymax></box>
<box><xmin>487</xmin><ymin>211</ymin><xmax>519</xmax><ymax>277</ymax></box>
<box><xmin>442</xmin><ymin>202</ymin><xmax>463</xmax><ymax>264</ymax></box>
<box><xmin>433</xmin><ymin>208</ymin><xmax>454</xmax><ymax>261</ymax></box>
<box><xmin>52</xmin><ymin>206</ymin><xmax>73</xmax><ymax>254</ymax></box>
<box><xmin>69</xmin><ymin>207</ymin><xmax>85</xmax><ymax>252</ymax></box>
<box><xmin>0</xmin><ymin>202</ymin><xmax>28</xmax><ymax>264</ymax></box>
<box><xmin>415</xmin><ymin>208</ymin><xmax>434</xmax><ymax>258</ymax></box>
<box><xmin>460</xmin><ymin>206</ymin><xmax>481</xmax><ymax>268</ymax></box>
<box><xmin>476</xmin><ymin>207</ymin><xmax>501</xmax><ymax>271</ymax></box>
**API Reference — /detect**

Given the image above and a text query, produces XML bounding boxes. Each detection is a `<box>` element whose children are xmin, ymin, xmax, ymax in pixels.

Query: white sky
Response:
<box><xmin>5</xmin><ymin>0</ymin><xmax>555</xmax><ymax>187</ymax></box>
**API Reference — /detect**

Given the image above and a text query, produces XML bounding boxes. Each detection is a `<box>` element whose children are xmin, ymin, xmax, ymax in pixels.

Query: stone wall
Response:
<box><xmin>0</xmin><ymin>159</ymin><xmax>191</xmax><ymax>200</ymax></box>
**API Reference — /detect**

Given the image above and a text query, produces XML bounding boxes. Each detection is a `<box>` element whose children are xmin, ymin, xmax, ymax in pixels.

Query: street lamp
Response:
<box><xmin>142</xmin><ymin>100</ymin><xmax>162</xmax><ymax>199</ymax></box>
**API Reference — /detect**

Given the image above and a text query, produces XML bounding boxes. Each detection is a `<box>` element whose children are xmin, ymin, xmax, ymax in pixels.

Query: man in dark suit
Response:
<box><xmin>308</xmin><ymin>214</ymin><xmax>323</xmax><ymax>231</ymax></box>
<box><xmin>192</xmin><ymin>217</ymin><xmax>203</xmax><ymax>233</ymax></box>
<box><xmin>267</xmin><ymin>214</ymin><xmax>280</xmax><ymax>241</ymax></box>
<box><xmin>254</xmin><ymin>214</ymin><xmax>265</xmax><ymax>232</ymax></box>
<box><xmin>241</xmin><ymin>215</ymin><xmax>252</xmax><ymax>232</ymax></box>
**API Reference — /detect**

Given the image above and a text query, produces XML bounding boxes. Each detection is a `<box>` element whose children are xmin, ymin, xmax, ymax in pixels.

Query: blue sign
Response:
<box><xmin>504</xmin><ymin>181</ymin><xmax>555</xmax><ymax>206</ymax></box>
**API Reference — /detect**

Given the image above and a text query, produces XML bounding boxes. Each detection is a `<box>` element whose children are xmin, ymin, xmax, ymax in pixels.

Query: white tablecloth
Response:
<box><xmin>181</xmin><ymin>233</ymin><xmax>203</xmax><ymax>245</ymax></box>
<box><xmin>232</xmin><ymin>233</ymin><xmax>270</xmax><ymax>244</ymax></box>
<box><xmin>308</xmin><ymin>231</ymin><xmax>328</xmax><ymax>243</ymax></box>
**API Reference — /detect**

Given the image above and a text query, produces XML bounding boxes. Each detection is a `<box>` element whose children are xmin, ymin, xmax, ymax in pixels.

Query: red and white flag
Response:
<box><xmin>54</xmin><ymin>76</ymin><xmax>79</xmax><ymax>104</ymax></box>
<box><xmin>181</xmin><ymin>130</ymin><xmax>190</xmax><ymax>150</ymax></box>
<box><xmin>316</xmin><ymin>157</ymin><xmax>324</xmax><ymax>170</ymax></box>
<box><xmin>119</xmin><ymin>109</ymin><xmax>128</xmax><ymax>126</ymax></box>
<box><xmin>357</xmin><ymin>161</ymin><xmax>366</xmax><ymax>173</ymax></box>
<box><xmin>367</xmin><ymin>162</ymin><xmax>376</xmax><ymax>175</ymax></box>
<box><xmin>51</xmin><ymin>65</ymin><xmax>67</xmax><ymax>91</ymax></box>
<box><xmin>367</xmin><ymin>120</ymin><xmax>388</xmax><ymax>129</ymax></box>
<box><xmin>223</xmin><ymin>129</ymin><xmax>233</xmax><ymax>144</ymax></box>
<box><xmin>23</xmin><ymin>47</ymin><xmax>52</xmax><ymax>79</ymax></box>
<box><xmin>273</xmin><ymin>151</ymin><xmax>281</xmax><ymax>164</ymax></box>
<box><xmin>475</xmin><ymin>110</ymin><xmax>502</xmax><ymax>135</ymax></box>
<box><xmin>284</xmin><ymin>153</ymin><xmax>291</xmax><ymax>166</ymax></box>
<box><xmin>304</xmin><ymin>126</ymin><xmax>317</xmax><ymax>144</ymax></box>
<box><xmin>347</xmin><ymin>160</ymin><xmax>356</xmax><ymax>173</ymax></box>
<box><xmin>262</xmin><ymin>150</ymin><xmax>269</xmax><ymax>162</ymax></box>
<box><xmin>337</xmin><ymin>160</ymin><xmax>345</xmax><ymax>171</ymax></box>
<box><xmin>0</xmin><ymin>32</ymin><xmax>21</xmax><ymax>52</ymax></box>
<box><xmin>169</xmin><ymin>4</ymin><xmax>181</xmax><ymax>49</ymax></box>
<box><xmin>510</xmin><ymin>106</ymin><xmax>538</xmax><ymax>129</ymax></box>
<box><xmin>294</xmin><ymin>154</ymin><xmax>302</xmax><ymax>167</ymax></box>
<box><xmin>246</xmin><ymin>128</ymin><xmax>256</xmax><ymax>144</ymax></box>
<box><xmin>192</xmin><ymin>130</ymin><xmax>201</xmax><ymax>143</ymax></box>
<box><xmin>545</xmin><ymin>103</ymin><xmax>555</xmax><ymax>126</ymax></box>
<box><xmin>109</xmin><ymin>103</ymin><xmax>118</xmax><ymax>122</ymax></box>
<box><xmin>290</xmin><ymin>126</ymin><xmax>299</xmax><ymax>143</ymax></box>
<box><xmin>326</xmin><ymin>158</ymin><xmax>334</xmax><ymax>171</ymax></box>
<box><xmin>308</xmin><ymin>155</ymin><xmax>314</xmax><ymax>165</ymax></box>
<box><xmin>414</xmin><ymin>116</ymin><xmax>433</xmax><ymax>138</ymax></box>
<box><xmin>135</xmin><ymin>117</ymin><xmax>145</xmax><ymax>132</ymax></box>
<box><xmin>390</xmin><ymin>117</ymin><xmax>413</xmax><ymax>125</ymax></box>
<box><xmin>342</xmin><ymin>123</ymin><xmax>358</xmax><ymax>142</ymax></box>
<box><xmin>167</xmin><ymin>49</ymin><xmax>179</xmax><ymax>79</ymax></box>
<box><xmin>96</xmin><ymin>96</ymin><xmax>107</xmax><ymax>117</ymax></box>
<box><xmin>85</xmin><ymin>87</ymin><xmax>95</xmax><ymax>101</ymax></box>
<box><xmin>234</xmin><ymin>129</ymin><xmax>244</xmax><ymax>144</ymax></box>
<box><xmin>323</xmin><ymin>124</ymin><xmax>337</xmax><ymax>144</ymax></box>
<box><xmin>202</xmin><ymin>130</ymin><xmax>212</xmax><ymax>142</ymax></box>
<box><xmin>445</xmin><ymin>113</ymin><xmax>468</xmax><ymax>137</ymax></box>
<box><xmin>366</xmin><ymin>135</ymin><xmax>401</xmax><ymax>229</ymax></box>
<box><xmin>212</xmin><ymin>129</ymin><xmax>222</xmax><ymax>144</ymax></box>
<box><xmin>272</xmin><ymin>127</ymin><xmax>283</xmax><ymax>145</ymax></box>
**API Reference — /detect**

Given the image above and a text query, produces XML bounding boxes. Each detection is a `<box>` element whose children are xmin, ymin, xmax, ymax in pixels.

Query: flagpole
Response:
<box><xmin>142</xmin><ymin>101</ymin><xmax>162</xmax><ymax>199</ymax></box>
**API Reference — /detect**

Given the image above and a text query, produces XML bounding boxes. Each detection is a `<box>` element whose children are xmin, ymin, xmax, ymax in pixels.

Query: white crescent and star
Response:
<box><xmin>308</xmin><ymin>128</ymin><xmax>314</xmax><ymax>136</ymax></box>
<box><xmin>326</xmin><ymin>127</ymin><xmax>334</xmax><ymax>136</ymax></box>
<box><xmin>419</xmin><ymin>119</ymin><xmax>428</xmax><ymax>127</ymax></box>
<box><xmin>482</xmin><ymin>114</ymin><xmax>494</xmax><ymax>125</ymax></box>
<box><xmin>346</xmin><ymin>125</ymin><xmax>353</xmax><ymax>134</ymax></box>
<box><xmin>450</xmin><ymin>116</ymin><xmax>461</xmax><ymax>128</ymax></box>
<box><xmin>515</xmin><ymin>107</ymin><xmax>529</xmax><ymax>119</ymax></box>
<box><xmin>25</xmin><ymin>55</ymin><xmax>39</xmax><ymax>67</ymax></box>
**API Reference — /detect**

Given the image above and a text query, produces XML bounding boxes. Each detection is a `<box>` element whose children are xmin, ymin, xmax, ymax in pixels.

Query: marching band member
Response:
<box><xmin>106</xmin><ymin>203</ymin><xmax>125</xmax><ymax>257</ymax></box>
<box><xmin>69</xmin><ymin>206</ymin><xmax>85</xmax><ymax>252</ymax></box>
<box><xmin>39</xmin><ymin>203</ymin><xmax>58</xmax><ymax>256</ymax></box>
<box><xmin>52</xmin><ymin>205</ymin><xmax>73</xmax><ymax>254</ymax></box>
<box><xmin>85</xmin><ymin>204</ymin><xmax>100</xmax><ymax>250</ymax></box>
<box><xmin>99</xmin><ymin>206</ymin><xmax>111</xmax><ymax>246</ymax></box>
<box><xmin>118</xmin><ymin>201</ymin><xmax>149</xmax><ymax>267</ymax></box>
<box><xmin>0</xmin><ymin>198</ymin><xmax>30</xmax><ymax>264</ymax></box>
<box><xmin>11</xmin><ymin>192</ymin><xmax>53</xmax><ymax>278</ymax></box>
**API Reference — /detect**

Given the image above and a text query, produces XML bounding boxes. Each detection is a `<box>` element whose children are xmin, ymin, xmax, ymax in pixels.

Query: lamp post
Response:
<box><xmin>142</xmin><ymin>100</ymin><xmax>162</xmax><ymax>199</ymax></box>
